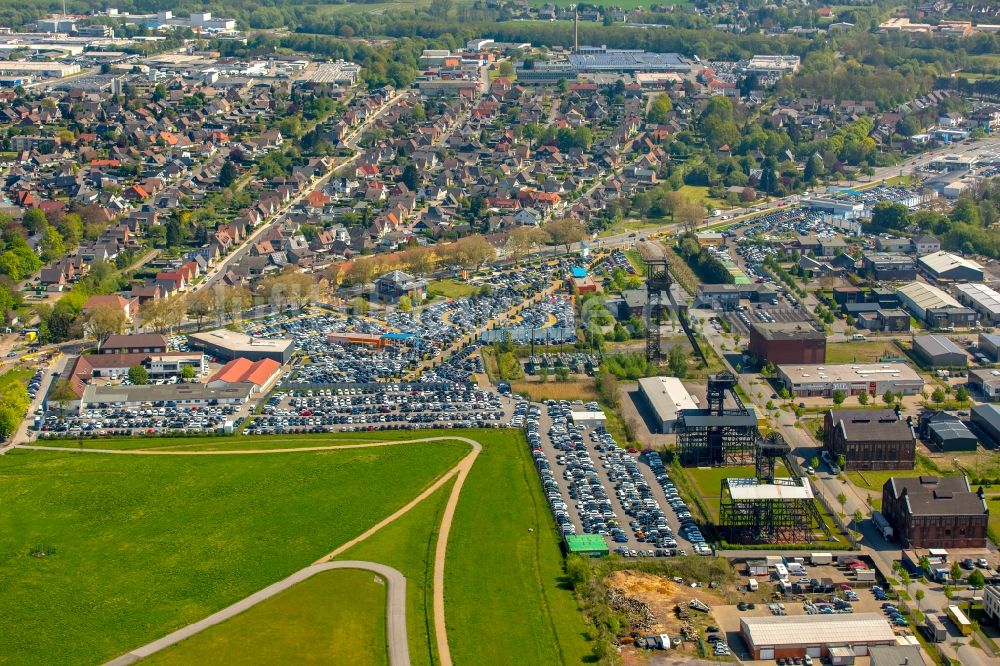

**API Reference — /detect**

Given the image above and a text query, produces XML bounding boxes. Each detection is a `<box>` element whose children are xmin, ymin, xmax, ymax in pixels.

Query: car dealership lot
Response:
<box><xmin>522</xmin><ymin>399</ymin><xmax>700</xmax><ymax>557</ymax></box>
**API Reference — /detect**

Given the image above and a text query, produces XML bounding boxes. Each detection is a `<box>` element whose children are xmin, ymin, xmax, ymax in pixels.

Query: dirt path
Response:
<box><xmin>23</xmin><ymin>435</ymin><xmax>482</xmax><ymax>666</ymax></box>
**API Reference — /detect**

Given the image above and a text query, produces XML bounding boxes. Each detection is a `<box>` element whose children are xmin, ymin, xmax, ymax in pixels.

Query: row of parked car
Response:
<box><xmin>36</xmin><ymin>405</ymin><xmax>242</xmax><ymax>437</ymax></box>
<box><xmin>647</xmin><ymin>451</ymin><xmax>711</xmax><ymax>556</ymax></box>
<box><xmin>613</xmin><ymin>447</ymin><xmax>676</xmax><ymax>553</ymax></box>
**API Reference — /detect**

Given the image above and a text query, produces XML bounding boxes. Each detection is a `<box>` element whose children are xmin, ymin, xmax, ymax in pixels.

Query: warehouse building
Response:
<box><xmin>980</xmin><ymin>333</ymin><xmax>1000</xmax><ymax>362</ymax></box>
<box><xmin>918</xmin><ymin>250</ymin><xmax>985</xmax><ymax>282</ymax></box>
<box><xmin>971</xmin><ymin>403</ymin><xmax>1000</xmax><ymax>447</ymax></box>
<box><xmin>882</xmin><ymin>475</ymin><xmax>988</xmax><ymax>548</ymax></box>
<box><xmin>955</xmin><ymin>283</ymin><xmax>1000</xmax><ymax>325</ymax></box>
<box><xmin>824</xmin><ymin>409</ymin><xmax>915</xmax><ymax>471</ymax></box>
<box><xmin>869</xmin><ymin>645</ymin><xmax>929</xmax><ymax>666</ymax></box>
<box><xmin>896</xmin><ymin>281</ymin><xmax>961</xmax><ymax>322</ymax></box>
<box><xmin>912</xmin><ymin>335</ymin><xmax>967</xmax><ymax>367</ymax></box>
<box><xmin>637</xmin><ymin>376</ymin><xmax>698</xmax><ymax>433</ymax></box>
<box><xmin>567</xmin><ymin>46</ymin><xmax>692</xmax><ymax>73</ymax></box>
<box><xmin>969</xmin><ymin>368</ymin><xmax>1000</xmax><ymax>400</ymax></box>
<box><xmin>920</xmin><ymin>411</ymin><xmax>979</xmax><ymax>452</ymax></box>
<box><xmin>777</xmin><ymin>363</ymin><xmax>924</xmax><ymax>398</ymax></box>
<box><xmin>740</xmin><ymin>613</ymin><xmax>896</xmax><ymax>660</ymax></box>
<box><xmin>748</xmin><ymin>321</ymin><xmax>826</xmax><ymax>366</ymax></box>
<box><xmin>188</xmin><ymin>329</ymin><xmax>294</xmax><ymax>364</ymax></box>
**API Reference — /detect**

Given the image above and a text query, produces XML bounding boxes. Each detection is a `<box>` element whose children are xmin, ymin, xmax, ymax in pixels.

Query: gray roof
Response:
<box><xmin>828</xmin><ymin>409</ymin><xmax>913</xmax><ymax>443</ymax></box>
<box><xmin>913</xmin><ymin>335</ymin><xmax>964</xmax><ymax>357</ymax></box>
<box><xmin>928</xmin><ymin>419</ymin><xmax>975</xmax><ymax>442</ymax></box>
<box><xmin>887</xmin><ymin>476</ymin><xmax>987</xmax><ymax>517</ymax></box>
<box><xmin>750</xmin><ymin>321</ymin><xmax>824</xmax><ymax>341</ymax></box>
<box><xmin>81</xmin><ymin>381</ymin><xmax>255</xmax><ymax>405</ymax></box>
<box><xmin>869</xmin><ymin>645</ymin><xmax>928</xmax><ymax>666</ymax></box>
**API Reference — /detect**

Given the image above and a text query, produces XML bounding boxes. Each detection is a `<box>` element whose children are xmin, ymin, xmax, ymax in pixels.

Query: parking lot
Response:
<box><xmin>720</xmin><ymin>303</ymin><xmax>819</xmax><ymax>336</ymax></box>
<box><xmin>37</xmin><ymin>404</ymin><xmax>244</xmax><ymax>437</ymax></box>
<box><xmin>520</xmin><ymin>399</ymin><xmax>704</xmax><ymax>558</ymax></box>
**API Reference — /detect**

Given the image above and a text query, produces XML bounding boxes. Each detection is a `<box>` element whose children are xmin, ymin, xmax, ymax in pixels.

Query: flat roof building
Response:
<box><xmin>777</xmin><ymin>363</ymin><xmax>923</xmax><ymax>398</ymax></box>
<box><xmin>912</xmin><ymin>335</ymin><xmax>967</xmax><ymax>367</ymax></box>
<box><xmin>637</xmin><ymin>376</ymin><xmax>698</xmax><ymax>433</ymax></box>
<box><xmin>918</xmin><ymin>250</ymin><xmax>984</xmax><ymax>282</ymax></box>
<box><xmin>188</xmin><ymin>329</ymin><xmax>294</xmax><ymax>364</ymax></box>
<box><xmin>568</xmin><ymin>46</ymin><xmax>691</xmax><ymax>72</ymax></box>
<box><xmin>79</xmin><ymin>381</ymin><xmax>255</xmax><ymax>410</ymax></box>
<box><xmin>748</xmin><ymin>321</ymin><xmax>826</xmax><ymax>366</ymax></box>
<box><xmin>955</xmin><ymin>283</ymin><xmax>1000</xmax><ymax>325</ymax></box>
<box><xmin>740</xmin><ymin>613</ymin><xmax>896</xmax><ymax>660</ymax></box>
<box><xmin>970</xmin><ymin>368</ymin><xmax>1000</xmax><ymax>401</ymax></box>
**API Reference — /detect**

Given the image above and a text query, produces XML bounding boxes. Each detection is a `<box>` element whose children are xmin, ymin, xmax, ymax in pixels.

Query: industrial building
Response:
<box><xmin>970</xmin><ymin>368</ymin><xmax>1000</xmax><ymax>400</ymax></box>
<box><xmin>919</xmin><ymin>411</ymin><xmax>979</xmax><ymax>451</ymax></box>
<box><xmin>980</xmin><ymin>333</ymin><xmax>1000</xmax><ymax>361</ymax></box>
<box><xmin>746</xmin><ymin>54</ymin><xmax>801</xmax><ymax>73</ymax></box>
<box><xmin>896</xmin><ymin>281</ymin><xmax>976</xmax><ymax>327</ymax></box>
<box><xmin>675</xmin><ymin>373</ymin><xmax>759</xmax><ymax>466</ymax></box>
<box><xmin>860</xmin><ymin>253</ymin><xmax>917</xmax><ymax>281</ymax></box>
<box><xmin>955</xmin><ymin>283</ymin><xmax>1000</xmax><ymax>325</ymax></box>
<box><xmin>918</xmin><ymin>250</ymin><xmax>985</xmax><ymax>282</ymax></box>
<box><xmin>637</xmin><ymin>376</ymin><xmax>698</xmax><ymax>434</ymax></box>
<box><xmin>188</xmin><ymin>329</ymin><xmax>294</xmax><ymax>364</ymax></box>
<box><xmin>971</xmin><ymin>403</ymin><xmax>1000</xmax><ymax>446</ymax></box>
<box><xmin>823</xmin><ymin>409</ymin><xmax>916</xmax><ymax>471</ymax></box>
<box><xmin>869</xmin><ymin>645</ymin><xmax>929</xmax><ymax>666</ymax></box>
<box><xmin>882</xmin><ymin>476</ymin><xmax>988</xmax><ymax>548</ymax></box>
<box><xmin>739</xmin><ymin>613</ymin><xmax>896</xmax><ymax>660</ymax></box>
<box><xmin>567</xmin><ymin>46</ymin><xmax>692</xmax><ymax>73</ymax></box>
<box><xmin>912</xmin><ymin>335</ymin><xmax>968</xmax><ymax>367</ymax></box>
<box><xmin>985</xmin><ymin>585</ymin><xmax>1000</xmax><ymax>625</ymax></box>
<box><xmin>747</xmin><ymin>321</ymin><xmax>826</xmax><ymax>366</ymax></box>
<box><xmin>0</xmin><ymin>60</ymin><xmax>81</xmax><ymax>78</ymax></box>
<box><xmin>719</xmin><ymin>432</ymin><xmax>826</xmax><ymax>544</ymax></box>
<box><xmin>799</xmin><ymin>196</ymin><xmax>865</xmax><ymax>220</ymax></box>
<box><xmin>777</xmin><ymin>363</ymin><xmax>923</xmax><ymax>398</ymax></box>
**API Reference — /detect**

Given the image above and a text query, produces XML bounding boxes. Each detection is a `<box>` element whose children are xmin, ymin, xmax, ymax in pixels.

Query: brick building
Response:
<box><xmin>747</xmin><ymin>321</ymin><xmax>826</xmax><ymax>366</ymax></box>
<box><xmin>882</xmin><ymin>476</ymin><xmax>988</xmax><ymax>548</ymax></box>
<box><xmin>824</xmin><ymin>409</ymin><xmax>916</xmax><ymax>471</ymax></box>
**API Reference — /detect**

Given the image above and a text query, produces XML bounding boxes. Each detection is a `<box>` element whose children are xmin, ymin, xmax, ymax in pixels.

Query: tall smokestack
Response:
<box><xmin>574</xmin><ymin>9</ymin><xmax>579</xmax><ymax>54</ymax></box>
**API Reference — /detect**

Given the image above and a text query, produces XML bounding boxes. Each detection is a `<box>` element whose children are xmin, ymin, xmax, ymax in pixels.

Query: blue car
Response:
<box><xmin>613</xmin><ymin>534</ymin><xmax>629</xmax><ymax>543</ymax></box>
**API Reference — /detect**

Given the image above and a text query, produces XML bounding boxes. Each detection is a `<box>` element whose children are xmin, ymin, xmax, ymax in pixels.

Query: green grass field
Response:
<box><xmin>445</xmin><ymin>429</ymin><xmax>592</xmax><ymax>665</ymax></box>
<box><xmin>427</xmin><ymin>278</ymin><xmax>476</xmax><ymax>300</ymax></box>
<box><xmin>146</xmin><ymin>568</ymin><xmax>388</xmax><ymax>666</ymax></box>
<box><xmin>687</xmin><ymin>464</ymin><xmax>789</xmax><ymax>501</ymax></box>
<box><xmin>825</xmin><ymin>340</ymin><xmax>901</xmax><ymax>364</ymax></box>
<box><xmin>0</xmin><ymin>439</ymin><xmax>466</xmax><ymax>665</ymax></box>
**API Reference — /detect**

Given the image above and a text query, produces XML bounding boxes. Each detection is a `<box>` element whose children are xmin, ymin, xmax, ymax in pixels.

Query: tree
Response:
<box><xmin>398</xmin><ymin>295</ymin><xmax>412</xmax><ymax>312</ymax></box>
<box><xmin>346</xmin><ymin>256</ymin><xmax>380</xmax><ymax>286</ymax></box>
<box><xmin>955</xmin><ymin>386</ymin><xmax>969</xmax><ymax>403</ymax></box>
<box><xmin>803</xmin><ymin>154</ymin><xmax>824</xmax><ymax>184</ymax></box>
<box><xmin>401</xmin><ymin>164</ymin><xmax>420</xmax><ymax>191</ymax></box>
<box><xmin>968</xmin><ymin>570</ymin><xmax>986</xmax><ymax>588</ymax></box>
<box><xmin>853</xmin><ymin>509</ymin><xmax>863</xmax><ymax>529</ymax></box>
<box><xmin>498</xmin><ymin>61</ymin><xmax>515</xmax><ymax>79</ymax></box>
<box><xmin>915</xmin><ymin>589</ymin><xmax>925</xmax><ymax>603</ymax></box>
<box><xmin>545</xmin><ymin>218</ymin><xmax>586</xmax><ymax>252</ymax></box>
<box><xmin>450</xmin><ymin>236</ymin><xmax>495</xmax><ymax>269</ymax></box>
<box><xmin>22</xmin><ymin>208</ymin><xmax>47</xmax><ymax>235</ymax></box>
<box><xmin>85</xmin><ymin>305</ymin><xmax>126</xmax><ymax>346</ymax></box>
<box><xmin>950</xmin><ymin>561</ymin><xmax>962</xmax><ymax>582</ymax></box>
<box><xmin>40</xmin><ymin>226</ymin><xmax>65</xmax><ymax>262</ymax></box>
<box><xmin>141</xmin><ymin>297</ymin><xmax>185</xmax><ymax>333</ymax></box>
<box><xmin>810</xmin><ymin>456</ymin><xmax>820</xmax><ymax>469</ymax></box>
<box><xmin>919</xmin><ymin>555</ymin><xmax>931</xmax><ymax>573</ymax></box>
<box><xmin>837</xmin><ymin>492</ymin><xmax>847</xmax><ymax>512</ymax></box>
<box><xmin>128</xmin><ymin>365</ymin><xmax>149</xmax><ymax>385</ymax></box>
<box><xmin>218</xmin><ymin>160</ymin><xmax>238</xmax><ymax>188</ymax></box>
<box><xmin>858</xmin><ymin>391</ymin><xmax>869</xmax><ymax>405</ymax></box>
<box><xmin>931</xmin><ymin>387</ymin><xmax>946</xmax><ymax>403</ymax></box>
<box><xmin>181</xmin><ymin>365</ymin><xmax>196</xmax><ymax>381</ymax></box>
<box><xmin>505</xmin><ymin>226</ymin><xmax>550</xmax><ymax>260</ymax></box>
<box><xmin>646</xmin><ymin>94</ymin><xmax>672</xmax><ymax>124</ymax></box>
<box><xmin>882</xmin><ymin>389</ymin><xmax>895</xmax><ymax>406</ymax></box>
<box><xmin>833</xmin><ymin>389</ymin><xmax>846</xmax><ymax>405</ymax></box>
<box><xmin>667</xmin><ymin>345</ymin><xmax>687</xmax><ymax>379</ymax></box>
<box><xmin>673</xmin><ymin>197</ymin><xmax>704</xmax><ymax>232</ymax></box>
<box><xmin>186</xmin><ymin>289</ymin><xmax>215</xmax><ymax>330</ymax></box>
<box><xmin>870</xmin><ymin>201</ymin><xmax>909</xmax><ymax>231</ymax></box>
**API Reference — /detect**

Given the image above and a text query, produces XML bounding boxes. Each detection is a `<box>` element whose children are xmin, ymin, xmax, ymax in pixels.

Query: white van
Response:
<box><xmin>851</xmin><ymin>334</ymin><xmax>866</xmax><ymax>341</ymax></box>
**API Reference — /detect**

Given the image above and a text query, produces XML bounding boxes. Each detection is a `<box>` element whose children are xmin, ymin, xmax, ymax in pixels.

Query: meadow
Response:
<box><xmin>0</xmin><ymin>439</ymin><xmax>466</xmax><ymax>664</ymax></box>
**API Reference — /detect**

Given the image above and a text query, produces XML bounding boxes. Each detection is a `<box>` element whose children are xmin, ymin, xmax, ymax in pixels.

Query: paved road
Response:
<box><xmin>102</xmin><ymin>561</ymin><xmax>410</xmax><ymax>666</ymax></box>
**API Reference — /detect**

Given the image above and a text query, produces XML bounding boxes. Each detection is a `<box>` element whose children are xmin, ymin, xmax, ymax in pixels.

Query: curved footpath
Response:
<box><xmin>23</xmin><ymin>435</ymin><xmax>482</xmax><ymax>666</ymax></box>
<box><xmin>102</xmin><ymin>561</ymin><xmax>409</xmax><ymax>666</ymax></box>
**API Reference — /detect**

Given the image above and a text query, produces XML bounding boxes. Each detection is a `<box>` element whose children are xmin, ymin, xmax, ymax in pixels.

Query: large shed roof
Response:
<box><xmin>741</xmin><ymin>613</ymin><xmax>895</xmax><ymax>648</ymax></box>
